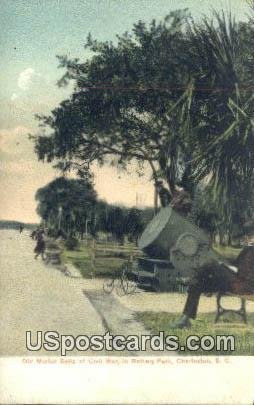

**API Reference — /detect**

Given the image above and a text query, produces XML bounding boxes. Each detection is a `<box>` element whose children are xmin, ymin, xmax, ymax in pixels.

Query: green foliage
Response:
<box><xmin>35</xmin><ymin>10</ymin><xmax>194</xmax><ymax>195</ymax></box>
<box><xmin>105</xmin><ymin>206</ymin><xmax>126</xmax><ymax>244</ymax></box>
<box><xmin>124</xmin><ymin>208</ymin><xmax>144</xmax><ymax>243</ymax></box>
<box><xmin>191</xmin><ymin>186</ymin><xmax>220</xmax><ymax>235</ymax></box>
<box><xmin>65</xmin><ymin>236</ymin><xmax>79</xmax><ymax>250</ymax></box>
<box><xmin>35</xmin><ymin>176</ymin><xmax>97</xmax><ymax>237</ymax></box>
<box><xmin>36</xmin><ymin>175</ymin><xmax>147</xmax><ymax>242</ymax></box>
<box><xmin>188</xmin><ymin>12</ymin><xmax>254</xmax><ymax>228</ymax></box>
<box><xmin>95</xmin><ymin>205</ymin><xmax>145</xmax><ymax>243</ymax></box>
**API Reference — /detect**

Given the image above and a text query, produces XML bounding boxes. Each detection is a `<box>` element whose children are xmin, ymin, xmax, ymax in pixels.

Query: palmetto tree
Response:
<box><xmin>188</xmin><ymin>12</ymin><xmax>254</xmax><ymax>231</ymax></box>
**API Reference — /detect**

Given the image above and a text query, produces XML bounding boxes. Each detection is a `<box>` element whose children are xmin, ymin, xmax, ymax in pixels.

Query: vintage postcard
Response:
<box><xmin>0</xmin><ymin>0</ymin><xmax>254</xmax><ymax>403</ymax></box>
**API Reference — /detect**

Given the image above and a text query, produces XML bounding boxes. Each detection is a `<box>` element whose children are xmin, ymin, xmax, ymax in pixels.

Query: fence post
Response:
<box><xmin>91</xmin><ymin>238</ymin><xmax>96</xmax><ymax>278</ymax></box>
<box><xmin>129</xmin><ymin>250</ymin><xmax>134</xmax><ymax>268</ymax></box>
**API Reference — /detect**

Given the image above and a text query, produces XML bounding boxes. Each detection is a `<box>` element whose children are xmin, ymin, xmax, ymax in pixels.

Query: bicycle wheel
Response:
<box><xmin>103</xmin><ymin>278</ymin><xmax>115</xmax><ymax>294</ymax></box>
<box><xmin>115</xmin><ymin>278</ymin><xmax>126</xmax><ymax>296</ymax></box>
<box><xmin>121</xmin><ymin>264</ymin><xmax>137</xmax><ymax>294</ymax></box>
<box><xmin>64</xmin><ymin>268</ymin><xmax>71</xmax><ymax>277</ymax></box>
<box><xmin>120</xmin><ymin>273</ymin><xmax>136</xmax><ymax>294</ymax></box>
<box><xmin>125</xmin><ymin>279</ymin><xmax>137</xmax><ymax>294</ymax></box>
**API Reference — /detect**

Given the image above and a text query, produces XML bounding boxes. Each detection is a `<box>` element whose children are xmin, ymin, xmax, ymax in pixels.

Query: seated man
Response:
<box><xmin>173</xmin><ymin>246</ymin><xmax>254</xmax><ymax>328</ymax></box>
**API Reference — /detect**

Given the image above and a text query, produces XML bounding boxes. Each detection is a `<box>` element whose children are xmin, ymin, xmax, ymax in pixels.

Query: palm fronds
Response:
<box><xmin>190</xmin><ymin>11</ymin><xmax>254</xmax><ymax>225</ymax></box>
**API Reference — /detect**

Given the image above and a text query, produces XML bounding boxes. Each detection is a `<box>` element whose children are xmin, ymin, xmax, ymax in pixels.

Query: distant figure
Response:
<box><xmin>34</xmin><ymin>228</ymin><xmax>46</xmax><ymax>260</ymax></box>
<box><xmin>156</xmin><ymin>180</ymin><xmax>192</xmax><ymax>215</ymax></box>
<box><xmin>30</xmin><ymin>227</ymin><xmax>39</xmax><ymax>240</ymax></box>
<box><xmin>30</xmin><ymin>230</ymin><xmax>37</xmax><ymax>239</ymax></box>
<box><xmin>19</xmin><ymin>224</ymin><xmax>24</xmax><ymax>233</ymax></box>
<box><xmin>170</xmin><ymin>189</ymin><xmax>192</xmax><ymax>216</ymax></box>
<box><xmin>155</xmin><ymin>181</ymin><xmax>171</xmax><ymax>208</ymax></box>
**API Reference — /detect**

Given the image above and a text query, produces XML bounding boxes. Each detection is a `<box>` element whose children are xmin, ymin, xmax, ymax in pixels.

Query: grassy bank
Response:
<box><xmin>137</xmin><ymin>311</ymin><xmax>254</xmax><ymax>356</ymax></box>
<box><xmin>62</xmin><ymin>241</ymin><xmax>242</xmax><ymax>279</ymax></box>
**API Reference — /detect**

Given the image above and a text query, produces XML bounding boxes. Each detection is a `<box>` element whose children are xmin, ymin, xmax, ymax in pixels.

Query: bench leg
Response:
<box><xmin>215</xmin><ymin>293</ymin><xmax>248</xmax><ymax>324</ymax></box>
<box><xmin>215</xmin><ymin>293</ymin><xmax>224</xmax><ymax>323</ymax></box>
<box><xmin>240</xmin><ymin>298</ymin><xmax>247</xmax><ymax>324</ymax></box>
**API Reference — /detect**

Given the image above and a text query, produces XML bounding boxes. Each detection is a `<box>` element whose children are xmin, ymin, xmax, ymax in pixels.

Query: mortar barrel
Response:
<box><xmin>138</xmin><ymin>206</ymin><xmax>210</xmax><ymax>259</ymax></box>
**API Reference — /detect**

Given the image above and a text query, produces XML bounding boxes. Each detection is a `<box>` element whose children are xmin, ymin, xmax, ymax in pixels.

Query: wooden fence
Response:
<box><xmin>89</xmin><ymin>239</ymin><xmax>141</xmax><ymax>277</ymax></box>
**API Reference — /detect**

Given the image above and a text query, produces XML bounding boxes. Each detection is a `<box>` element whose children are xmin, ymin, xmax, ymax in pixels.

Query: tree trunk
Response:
<box><xmin>154</xmin><ymin>185</ymin><xmax>159</xmax><ymax>215</ymax></box>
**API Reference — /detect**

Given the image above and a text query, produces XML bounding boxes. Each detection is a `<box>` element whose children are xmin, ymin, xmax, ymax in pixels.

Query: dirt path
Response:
<box><xmin>0</xmin><ymin>230</ymin><xmax>153</xmax><ymax>356</ymax></box>
<box><xmin>0</xmin><ymin>230</ymin><xmax>105</xmax><ymax>356</ymax></box>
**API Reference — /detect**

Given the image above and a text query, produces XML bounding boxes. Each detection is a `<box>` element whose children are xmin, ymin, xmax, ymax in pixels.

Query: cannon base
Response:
<box><xmin>132</xmin><ymin>257</ymin><xmax>189</xmax><ymax>293</ymax></box>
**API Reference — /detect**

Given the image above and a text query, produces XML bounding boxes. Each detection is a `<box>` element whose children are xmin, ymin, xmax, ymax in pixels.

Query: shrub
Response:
<box><xmin>65</xmin><ymin>236</ymin><xmax>79</xmax><ymax>250</ymax></box>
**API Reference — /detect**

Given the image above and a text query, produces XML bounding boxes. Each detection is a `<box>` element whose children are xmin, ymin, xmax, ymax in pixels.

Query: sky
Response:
<box><xmin>0</xmin><ymin>0</ymin><xmax>250</xmax><ymax>222</ymax></box>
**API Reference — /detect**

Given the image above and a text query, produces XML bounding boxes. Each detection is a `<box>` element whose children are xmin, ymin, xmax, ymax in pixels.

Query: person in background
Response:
<box><xmin>155</xmin><ymin>180</ymin><xmax>192</xmax><ymax>215</ymax></box>
<box><xmin>34</xmin><ymin>228</ymin><xmax>46</xmax><ymax>260</ymax></box>
<box><xmin>30</xmin><ymin>227</ymin><xmax>39</xmax><ymax>240</ymax></box>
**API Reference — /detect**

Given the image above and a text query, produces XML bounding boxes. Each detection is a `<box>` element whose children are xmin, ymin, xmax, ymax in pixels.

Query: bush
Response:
<box><xmin>48</xmin><ymin>228</ymin><xmax>67</xmax><ymax>239</ymax></box>
<box><xmin>65</xmin><ymin>236</ymin><xmax>79</xmax><ymax>250</ymax></box>
<box><xmin>45</xmin><ymin>238</ymin><xmax>59</xmax><ymax>250</ymax></box>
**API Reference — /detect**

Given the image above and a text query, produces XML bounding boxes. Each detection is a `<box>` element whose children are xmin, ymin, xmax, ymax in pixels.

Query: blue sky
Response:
<box><xmin>0</xmin><ymin>0</ymin><xmax>249</xmax><ymax>127</ymax></box>
<box><xmin>0</xmin><ymin>0</ymin><xmax>250</xmax><ymax>221</ymax></box>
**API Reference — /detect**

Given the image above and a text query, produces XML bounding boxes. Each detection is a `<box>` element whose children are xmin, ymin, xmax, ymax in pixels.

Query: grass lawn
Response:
<box><xmin>137</xmin><ymin>311</ymin><xmax>254</xmax><ymax>355</ymax></box>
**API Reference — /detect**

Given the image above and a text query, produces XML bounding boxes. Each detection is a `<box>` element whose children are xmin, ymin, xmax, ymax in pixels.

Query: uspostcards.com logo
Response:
<box><xmin>26</xmin><ymin>331</ymin><xmax>235</xmax><ymax>356</ymax></box>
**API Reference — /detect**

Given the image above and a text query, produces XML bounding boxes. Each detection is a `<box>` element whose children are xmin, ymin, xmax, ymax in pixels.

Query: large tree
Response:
<box><xmin>34</xmin><ymin>9</ymin><xmax>254</xmax><ymax>237</ymax></box>
<box><xmin>35</xmin><ymin>10</ymin><xmax>193</xmax><ymax>197</ymax></box>
<box><xmin>36</xmin><ymin>176</ymin><xmax>97</xmax><ymax>237</ymax></box>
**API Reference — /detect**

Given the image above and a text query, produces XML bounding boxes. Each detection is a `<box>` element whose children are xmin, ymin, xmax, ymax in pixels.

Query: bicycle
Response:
<box><xmin>103</xmin><ymin>263</ymin><xmax>137</xmax><ymax>296</ymax></box>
